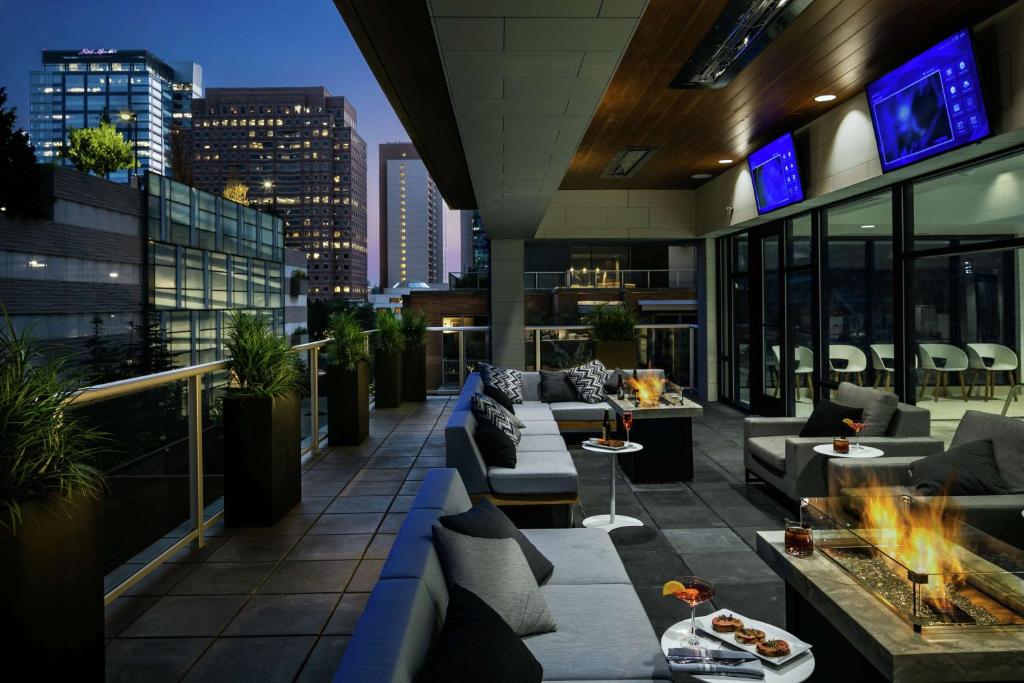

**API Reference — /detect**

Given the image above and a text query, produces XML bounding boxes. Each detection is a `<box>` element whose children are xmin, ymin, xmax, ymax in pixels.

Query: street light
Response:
<box><xmin>118</xmin><ymin>111</ymin><xmax>139</xmax><ymax>177</ymax></box>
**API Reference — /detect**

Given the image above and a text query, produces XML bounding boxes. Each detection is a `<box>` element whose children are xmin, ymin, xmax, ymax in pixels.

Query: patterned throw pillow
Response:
<box><xmin>566</xmin><ymin>359</ymin><xmax>608</xmax><ymax>404</ymax></box>
<box><xmin>479</xmin><ymin>363</ymin><xmax>524</xmax><ymax>404</ymax></box>
<box><xmin>471</xmin><ymin>393</ymin><xmax>522</xmax><ymax>446</ymax></box>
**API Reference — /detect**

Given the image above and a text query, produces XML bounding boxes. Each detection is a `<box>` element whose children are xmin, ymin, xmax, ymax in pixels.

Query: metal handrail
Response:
<box><xmin>524</xmin><ymin>268</ymin><xmax>698</xmax><ymax>290</ymax></box>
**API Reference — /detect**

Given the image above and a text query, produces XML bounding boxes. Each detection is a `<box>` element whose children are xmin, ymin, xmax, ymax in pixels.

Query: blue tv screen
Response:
<box><xmin>866</xmin><ymin>28</ymin><xmax>990</xmax><ymax>172</ymax></box>
<box><xmin>748</xmin><ymin>132</ymin><xmax>804</xmax><ymax>214</ymax></box>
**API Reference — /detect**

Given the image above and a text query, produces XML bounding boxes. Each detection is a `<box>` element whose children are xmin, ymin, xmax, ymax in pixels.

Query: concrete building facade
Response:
<box><xmin>379</xmin><ymin>143</ymin><xmax>444</xmax><ymax>287</ymax></box>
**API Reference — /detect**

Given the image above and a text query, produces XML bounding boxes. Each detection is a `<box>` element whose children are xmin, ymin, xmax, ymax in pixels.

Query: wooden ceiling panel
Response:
<box><xmin>561</xmin><ymin>0</ymin><xmax>1017</xmax><ymax>191</ymax></box>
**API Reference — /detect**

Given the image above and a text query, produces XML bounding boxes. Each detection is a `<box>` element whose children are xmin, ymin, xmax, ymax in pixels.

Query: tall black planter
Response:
<box><xmin>223</xmin><ymin>391</ymin><xmax>301</xmax><ymax>527</ymax></box>
<box><xmin>402</xmin><ymin>344</ymin><xmax>427</xmax><ymax>402</ymax></box>
<box><xmin>375</xmin><ymin>349</ymin><xmax>403</xmax><ymax>408</ymax></box>
<box><xmin>327</xmin><ymin>362</ymin><xmax>369</xmax><ymax>445</ymax></box>
<box><xmin>0</xmin><ymin>491</ymin><xmax>103</xmax><ymax>677</ymax></box>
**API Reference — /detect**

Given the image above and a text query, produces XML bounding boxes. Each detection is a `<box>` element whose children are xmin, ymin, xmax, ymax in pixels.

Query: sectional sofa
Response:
<box><xmin>333</xmin><ymin>468</ymin><xmax>672</xmax><ymax>682</ymax></box>
<box><xmin>445</xmin><ymin>370</ymin><xmax>665</xmax><ymax>507</ymax></box>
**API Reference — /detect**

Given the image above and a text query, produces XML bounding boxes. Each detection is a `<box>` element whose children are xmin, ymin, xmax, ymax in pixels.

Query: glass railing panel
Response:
<box><xmin>638</xmin><ymin>326</ymin><xmax>695</xmax><ymax>388</ymax></box>
<box><xmin>538</xmin><ymin>328</ymin><xmax>595</xmax><ymax>369</ymax></box>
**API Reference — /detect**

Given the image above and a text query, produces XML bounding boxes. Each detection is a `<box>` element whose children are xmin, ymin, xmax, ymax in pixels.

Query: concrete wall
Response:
<box><xmin>490</xmin><ymin>238</ymin><xmax>526</xmax><ymax>369</ymax></box>
<box><xmin>536</xmin><ymin>189</ymin><xmax>695</xmax><ymax>239</ymax></box>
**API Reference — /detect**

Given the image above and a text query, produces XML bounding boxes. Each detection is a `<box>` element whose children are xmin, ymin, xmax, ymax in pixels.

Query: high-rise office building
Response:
<box><xmin>28</xmin><ymin>49</ymin><xmax>202</xmax><ymax>184</ymax></box>
<box><xmin>379</xmin><ymin>143</ymin><xmax>443</xmax><ymax>286</ymax></box>
<box><xmin>189</xmin><ymin>87</ymin><xmax>368</xmax><ymax>300</ymax></box>
<box><xmin>460</xmin><ymin>209</ymin><xmax>489</xmax><ymax>272</ymax></box>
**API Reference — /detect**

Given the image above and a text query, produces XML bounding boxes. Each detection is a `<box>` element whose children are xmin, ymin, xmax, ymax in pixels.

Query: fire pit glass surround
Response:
<box><xmin>803</xmin><ymin>495</ymin><xmax>1024</xmax><ymax>632</ymax></box>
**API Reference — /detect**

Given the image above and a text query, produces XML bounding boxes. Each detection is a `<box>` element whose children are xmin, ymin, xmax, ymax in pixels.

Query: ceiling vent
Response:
<box><xmin>601</xmin><ymin>147</ymin><xmax>658</xmax><ymax>179</ymax></box>
<box><xmin>670</xmin><ymin>0</ymin><xmax>813</xmax><ymax>90</ymax></box>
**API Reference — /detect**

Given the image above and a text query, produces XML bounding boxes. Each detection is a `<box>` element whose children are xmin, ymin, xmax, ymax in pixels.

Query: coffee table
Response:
<box><xmin>812</xmin><ymin>444</ymin><xmax>884</xmax><ymax>459</ymax></box>
<box><xmin>581</xmin><ymin>441</ymin><xmax>643</xmax><ymax>531</ymax></box>
<box><xmin>661</xmin><ymin>621</ymin><xmax>815</xmax><ymax>683</ymax></box>
<box><xmin>606</xmin><ymin>394</ymin><xmax>703</xmax><ymax>482</ymax></box>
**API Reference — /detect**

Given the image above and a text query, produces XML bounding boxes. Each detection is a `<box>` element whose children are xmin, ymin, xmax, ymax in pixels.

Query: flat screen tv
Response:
<box><xmin>748</xmin><ymin>132</ymin><xmax>804</xmax><ymax>214</ymax></box>
<box><xmin>866</xmin><ymin>28</ymin><xmax>990</xmax><ymax>173</ymax></box>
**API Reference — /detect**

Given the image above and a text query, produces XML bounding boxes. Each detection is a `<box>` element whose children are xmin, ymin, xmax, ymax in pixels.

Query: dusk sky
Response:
<box><xmin>0</xmin><ymin>0</ymin><xmax>462</xmax><ymax>287</ymax></box>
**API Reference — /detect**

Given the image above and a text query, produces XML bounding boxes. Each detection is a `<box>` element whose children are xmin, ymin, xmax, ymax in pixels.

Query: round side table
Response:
<box><xmin>812</xmin><ymin>444</ymin><xmax>884</xmax><ymax>459</ymax></box>
<box><xmin>581</xmin><ymin>441</ymin><xmax>643</xmax><ymax>531</ymax></box>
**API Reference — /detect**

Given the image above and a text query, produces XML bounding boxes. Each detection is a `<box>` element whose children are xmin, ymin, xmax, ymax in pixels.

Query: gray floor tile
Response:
<box><xmin>259</xmin><ymin>560</ymin><xmax>357</xmax><ymax>594</ymax></box>
<box><xmin>105</xmin><ymin>637</ymin><xmax>210</xmax><ymax>683</ymax></box>
<box><xmin>302</xmin><ymin>480</ymin><xmax>349</xmax><ymax>497</ymax></box>
<box><xmin>296</xmin><ymin>636</ymin><xmax>350</xmax><ymax>683</ymax></box>
<box><xmin>388</xmin><ymin>495</ymin><xmax>416</xmax><ymax>512</ymax></box>
<box><xmin>364</xmin><ymin>533</ymin><xmax>397</xmax><ymax>560</ymax></box>
<box><xmin>122</xmin><ymin>561</ymin><xmax>196</xmax><ymax>597</ymax></box>
<box><xmin>681</xmin><ymin>550</ymin><xmax>783</xmax><ymax>584</ymax></box>
<box><xmin>662</xmin><ymin>528</ymin><xmax>749</xmax><ymax>555</ymax></box>
<box><xmin>309</xmin><ymin>513</ymin><xmax>384</xmax><ymax>535</ymax></box>
<box><xmin>347</xmin><ymin>559</ymin><xmax>385</xmax><ymax>592</ymax></box>
<box><xmin>286</xmin><ymin>534</ymin><xmax>372</xmax><ymax>561</ymax></box>
<box><xmin>378</xmin><ymin>512</ymin><xmax>407</xmax><ymax>533</ymax></box>
<box><xmin>363</xmin><ymin>456</ymin><xmax>416</xmax><ymax>469</ymax></box>
<box><xmin>340</xmin><ymin>480</ymin><xmax>403</xmax><ymax>496</ymax></box>
<box><xmin>302</xmin><ymin>467</ymin><xmax>357</xmax><ymax>483</ymax></box>
<box><xmin>712</xmin><ymin>580</ymin><xmax>786</xmax><ymax>625</ymax></box>
<box><xmin>105</xmin><ymin>596</ymin><xmax>158</xmax><ymax>637</ymax></box>
<box><xmin>324</xmin><ymin>592</ymin><xmax>370</xmax><ymax>635</ymax></box>
<box><xmin>167</xmin><ymin>537</ymin><xmax>230</xmax><ymax>563</ymax></box>
<box><xmin>121</xmin><ymin>595</ymin><xmax>247</xmax><ymax>637</ymax></box>
<box><xmin>182</xmin><ymin>636</ymin><xmax>316</xmax><ymax>682</ymax></box>
<box><xmin>237</xmin><ymin>514</ymin><xmax>318</xmax><ymax>537</ymax></box>
<box><xmin>223</xmin><ymin>594</ymin><xmax>338</xmax><ymax>636</ymax></box>
<box><xmin>352</xmin><ymin>468</ymin><xmax>408</xmax><ymax>482</ymax></box>
<box><xmin>170</xmin><ymin>562</ymin><xmax>275</xmax><ymax>596</ymax></box>
<box><xmin>326</xmin><ymin>495</ymin><xmax>394</xmax><ymax>514</ymax></box>
<box><xmin>208</xmin><ymin>535</ymin><xmax>301</xmax><ymax>562</ymax></box>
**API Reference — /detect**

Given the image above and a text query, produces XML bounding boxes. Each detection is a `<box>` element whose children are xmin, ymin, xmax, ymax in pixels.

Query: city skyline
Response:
<box><xmin>0</xmin><ymin>0</ymin><xmax>461</xmax><ymax>287</ymax></box>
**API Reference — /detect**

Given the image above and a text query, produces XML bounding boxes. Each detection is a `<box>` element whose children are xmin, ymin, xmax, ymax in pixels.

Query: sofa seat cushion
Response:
<box><xmin>514</xmin><ymin>402</ymin><xmax>557</xmax><ymax>421</ymax></box>
<box><xmin>489</xmin><ymin>451</ymin><xmax>578</xmax><ymax>496</ymax></box>
<box><xmin>747</xmin><ymin>436</ymin><xmax>788</xmax><ymax>474</ymax></box>
<box><xmin>521</xmin><ymin>528</ymin><xmax>630</xmax><ymax>585</ymax></box>
<box><xmin>519</xmin><ymin>434</ymin><xmax>571</xmax><ymax>453</ymax></box>
<box><xmin>524</xmin><ymin>584</ymin><xmax>672</xmax><ymax>682</ymax></box>
<box><xmin>518</xmin><ymin>420</ymin><xmax>562</xmax><ymax>435</ymax></box>
<box><xmin>549</xmin><ymin>401</ymin><xmax>611</xmax><ymax>422</ymax></box>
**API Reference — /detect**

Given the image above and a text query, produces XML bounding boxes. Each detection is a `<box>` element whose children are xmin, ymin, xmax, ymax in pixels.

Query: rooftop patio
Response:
<box><xmin>102</xmin><ymin>397</ymin><xmax>789</xmax><ymax>681</ymax></box>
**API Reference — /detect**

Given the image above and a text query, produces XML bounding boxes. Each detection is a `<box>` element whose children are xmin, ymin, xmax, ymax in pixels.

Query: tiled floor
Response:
<box><xmin>104</xmin><ymin>397</ymin><xmax>790</xmax><ymax>682</ymax></box>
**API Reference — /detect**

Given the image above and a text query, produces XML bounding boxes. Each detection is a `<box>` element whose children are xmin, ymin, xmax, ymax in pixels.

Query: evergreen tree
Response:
<box><xmin>0</xmin><ymin>87</ymin><xmax>51</xmax><ymax>219</ymax></box>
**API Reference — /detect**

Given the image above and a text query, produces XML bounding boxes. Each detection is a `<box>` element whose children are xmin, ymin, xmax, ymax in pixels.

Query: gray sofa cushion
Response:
<box><xmin>432</xmin><ymin>524</ymin><xmax>557</xmax><ymax>636</ymax></box>
<box><xmin>518</xmin><ymin>420</ymin><xmax>562</xmax><ymax>435</ymax></box>
<box><xmin>514</xmin><ymin>401</ymin><xmax>557</xmax><ymax>420</ymax></box>
<box><xmin>519</xmin><ymin>433</ymin><xmax>572</xmax><ymax>453</ymax></box>
<box><xmin>747</xmin><ymin>436</ymin><xmax>788</xmax><ymax>473</ymax></box>
<box><xmin>835</xmin><ymin>382</ymin><xmax>898</xmax><ymax>436</ymax></box>
<box><xmin>548</xmin><ymin>401</ymin><xmax>612</xmax><ymax>422</ymax></box>
<box><xmin>522</xmin><ymin>528</ymin><xmax>631</xmax><ymax>585</ymax></box>
<box><xmin>524</xmin><ymin>584</ymin><xmax>672</xmax><ymax>682</ymax></box>
<box><xmin>489</xmin><ymin>451</ymin><xmax>579</xmax><ymax>496</ymax></box>
<box><xmin>951</xmin><ymin>411</ymin><xmax>1024</xmax><ymax>493</ymax></box>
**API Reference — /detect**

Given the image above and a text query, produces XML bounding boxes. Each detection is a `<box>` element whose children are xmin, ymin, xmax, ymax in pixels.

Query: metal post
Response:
<box><xmin>458</xmin><ymin>331</ymin><xmax>466</xmax><ymax>388</ymax></box>
<box><xmin>310</xmin><ymin>346</ymin><xmax>320</xmax><ymax>457</ymax></box>
<box><xmin>609</xmin><ymin>452</ymin><xmax>617</xmax><ymax>523</ymax></box>
<box><xmin>534</xmin><ymin>329</ymin><xmax>541</xmax><ymax>371</ymax></box>
<box><xmin>689</xmin><ymin>327</ymin><xmax>695</xmax><ymax>389</ymax></box>
<box><xmin>187</xmin><ymin>375</ymin><xmax>205</xmax><ymax>549</ymax></box>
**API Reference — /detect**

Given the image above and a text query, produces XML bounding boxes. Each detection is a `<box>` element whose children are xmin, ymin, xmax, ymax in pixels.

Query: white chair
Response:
<box><xmin>772</xmin><ymin>345</ymin><xmax>814</xmax><ymax>400</ymax></box>
<box><xmin>966</xmin><ymin>343</ymin><xmax>1019</xmax><ymax>401</ymax></box>
<box><xmin>870</xmin><ymin>344</ymin><xmax>894</xmax><ymax>389</ymax></box>
<box><xmin>829</xmin><ymin>345</ymin><xmax>867</xmax><ymax>386</ymax></box>
<box><xmin>918</xmin><ymin>344</ymin><xmax>969</xmax><ymax>402</ymax></box>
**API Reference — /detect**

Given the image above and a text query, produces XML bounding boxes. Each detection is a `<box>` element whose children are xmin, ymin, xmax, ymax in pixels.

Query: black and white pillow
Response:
<box><xmin>566</xmin><ymin>360</ymin><xmax>608</xmax><ymax>404</ymax></box>
<box><xmin>471</xmin><ymin>394</ymin><xmax>521</xmax><ymax>468</ymax></box>
<box><xmin>479</xmin><ymin>363</ymin><xmax>523</xmax><ymax>404</ymax></box>
<box><xmin>484</xmin><ymin>385</ymin><xmax>526</xmax><ymax>429</ymax></box>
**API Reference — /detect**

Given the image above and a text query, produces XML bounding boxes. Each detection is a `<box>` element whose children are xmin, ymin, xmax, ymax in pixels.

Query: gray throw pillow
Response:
<box><xmin>432</xmin><ymin>524</ymin><xmax>557</xmax><ymax>637</ymax></box>
<box><xmin>835</xmin><ymin>382</ymin><xmax>898</xmax><ymax>436</ymax></box>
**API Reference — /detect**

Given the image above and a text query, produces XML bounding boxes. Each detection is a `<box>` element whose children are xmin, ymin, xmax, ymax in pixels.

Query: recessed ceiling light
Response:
<box><xmin>692</xmin><ymin>173</ymin><xmax>713</xmax><ymax>180</ymax></box>
<box><xmin>859</xmin><ymin>224</ymin><xmax>876</xmax><ymax>229</ymax></box>
<box><xmin>814</xmin><ymin>94</ymin><xmax>837</xmax><ymax>102</ymax></box>
<box><xmin>718</xmin><ymin>159</ymin><xmax>733</xmax><ymax>165</ymax></box>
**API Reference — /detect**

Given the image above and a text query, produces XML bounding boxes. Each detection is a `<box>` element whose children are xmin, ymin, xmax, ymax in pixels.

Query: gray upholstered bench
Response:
<box><xmin>333</xmin><ymin>469</ymin><xmax>672</xmax><ymax>682</ymax></box>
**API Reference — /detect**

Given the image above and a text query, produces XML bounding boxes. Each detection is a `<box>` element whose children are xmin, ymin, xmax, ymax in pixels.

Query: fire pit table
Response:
<box><xmin>606</xmin><ymin>390</ymin><xmax>703</xmax><ymax>482</ymax></box>
<box><xmin>756</xmin><ymin>494</ymin><xmax>1024</xmax><ymax>682</ymax></box>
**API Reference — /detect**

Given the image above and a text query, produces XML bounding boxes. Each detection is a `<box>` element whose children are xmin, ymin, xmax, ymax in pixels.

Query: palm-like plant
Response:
<box><xmin>0</xmin><ymin>314</ymin><xmax>105</xmax><ymax>532</ymax></box>
<box><xmin>325</xmin><ymin>311</ymin><xmax>369</xmax><ymax>371</ymax></box>
<box><xmin>584</xmin><ymin>304</ymin><xmax>638</xmax><ymax>342</ymax></box>
<box><xmin>224</xmin><ymin>312</ymin><xmax>301</xmax><ymax>397</ymax></box>
<box><xmin>374</xmin><ymin>309</ymin><xmax>406</xmax><ymax>353</ymax></box>
<box><xmin>400</xmin><ymin>309</ymin><xmax>428</xmax><ymax>349</ymax></box>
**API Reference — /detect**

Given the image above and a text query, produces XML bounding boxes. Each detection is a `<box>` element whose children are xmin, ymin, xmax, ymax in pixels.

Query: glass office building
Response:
<box><xmin>29</xmin><ymin>49</ymin><xmax>202</xmax><ymax>184</ymax></box>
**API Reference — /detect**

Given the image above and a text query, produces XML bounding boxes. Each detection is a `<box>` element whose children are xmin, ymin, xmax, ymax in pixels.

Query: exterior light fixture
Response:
<box><xmin>109</xmin><ymin>272</ymin><xmax>119</xmax><ymax>278</ymax></box>
<box><xmin>718</xmin><ymin>159</ymin><xmax>733</xmax><ymax>164</ymax></box>
<box><xmin>814</xmin><ymin>94</ymin><xmax>837</xmax><ymax>102</ymax></box>
<box><xmin>692</xmin><ymin>173</ymin><xmax>713</xmax><ymax>180</ymax></box>
<box><xmin>860</xmin><ymin>224</ymin><xmax>876</xmax><ymax>229</ymax></box>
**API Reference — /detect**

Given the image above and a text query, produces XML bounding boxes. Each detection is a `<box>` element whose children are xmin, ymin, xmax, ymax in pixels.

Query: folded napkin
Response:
<box><xmin>667</xmin><ymin>647</ymin><xmax>764</xmax><ymax>680</ymax></box>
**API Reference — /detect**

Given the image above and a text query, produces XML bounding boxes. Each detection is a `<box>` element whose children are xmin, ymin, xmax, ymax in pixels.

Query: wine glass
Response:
<box><xmin>622</xmin><ymin>411</ymin><xmax>634</xmax><ymax>445</ymax></box>
<box><xmin>666</xmin><ymin>577</ymin><xmax>715</xmax><ymax>647</ymax></box>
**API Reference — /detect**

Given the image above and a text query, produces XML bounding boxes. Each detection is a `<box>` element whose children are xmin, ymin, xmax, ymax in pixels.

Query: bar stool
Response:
<box><xmin>966</xmin><ymin>343</ymin><xmax>1019</xmax><ymax>401</ymax></box>
<box><xmin>918</xmin><ymin>344</ymin><xmax>969</xmax><ymax>402</ymax></box>
<box><xmin>829</xmin><ymin>345</ymin><xmax>867</xmax><ymax>386</ymax></box>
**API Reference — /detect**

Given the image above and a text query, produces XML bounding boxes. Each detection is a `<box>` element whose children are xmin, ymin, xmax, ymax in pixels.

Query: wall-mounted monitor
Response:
<box><xmin>748</xmin><ymin>132</ymin><xmax>804</xmax><ymax>214</ymax></box>
<box><xmin>866</xmin><ymin>28</ymin><xmax>990</xmax><ymax>173</ymax></box>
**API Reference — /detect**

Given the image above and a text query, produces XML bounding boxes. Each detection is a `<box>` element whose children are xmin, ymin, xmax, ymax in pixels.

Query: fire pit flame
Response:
<box><xmin>628</xmin><ymin>374</ymin><xmax>665</xmax><ymax>407</ymax></box>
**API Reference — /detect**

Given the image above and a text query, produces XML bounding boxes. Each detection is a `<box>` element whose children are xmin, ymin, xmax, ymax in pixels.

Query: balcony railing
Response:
<box><xmin>524</xmin><ymin>269</ymin><xmax>697</xmax><ymax>291</ymax></box>
<box><xmin>447</xmin><ymin>271</ymin><xmax>490</xmax><ymax>289</ymax></box>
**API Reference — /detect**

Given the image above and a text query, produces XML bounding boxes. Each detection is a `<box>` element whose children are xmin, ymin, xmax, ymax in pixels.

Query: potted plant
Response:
<box><xmin>401</xmin><ymin>309</ymin><xmax>428</xmax><ymax>402</ymax></box>
<box><xmin>0</xmin><ymin>315</ymin><xmax>105</xmax><ymax>676</ymax></box>
<box><xmin>290</xmin><ymin>269</ymin><xmax>308</xmax><ymax>296</ymax></box>
<box><xmin>222</xmin><ymin>312</ymin><xmax>302</xmax><ymax>527</ymax></box>
<box><xmin>373</xmin><ymin>309</ymin><xmax>405</xmax><ymax>408</ymax></box>
<box><xmin>585</xmin><ymin>304</ymin><xmax>638</xmax><ymax>369</ymax></box>
<box><xmin>324</xmin><ymin>312</ymin><xmax>370</xmax><ymax>445</ymax></box>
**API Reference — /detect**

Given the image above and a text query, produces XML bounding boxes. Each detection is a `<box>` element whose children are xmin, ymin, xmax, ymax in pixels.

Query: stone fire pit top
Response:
<box><xmin>606</xmin><ymin>394</ymin><xmax>703</xmax><ymax>419</ymax></box>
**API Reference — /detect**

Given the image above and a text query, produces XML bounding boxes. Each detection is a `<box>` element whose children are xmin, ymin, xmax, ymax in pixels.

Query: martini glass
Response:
<box><xmin>672</xmin><ymin>576</ymin><xmax>715</xmax><ymax>647</ymax></box>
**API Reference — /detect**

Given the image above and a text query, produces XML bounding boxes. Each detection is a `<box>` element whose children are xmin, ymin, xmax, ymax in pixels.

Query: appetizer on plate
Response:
<box><xmin>711</xmin><ymin>614</ymin><xmax>744</xmax><ymax>632</ymax></box>
<box><xmin>756</xmin><ymin>639</ymin><xmax>791</xmax><ymax>657</ymax></box>
<box><xmin>594</xmin><ymin>438</ymin><xmax>625</xmax><ymax>448</ymax></box>
<box><xmin>734</xmin><ymin>627</ymin><xmax>766</xmax><ymax>644</ymax></box>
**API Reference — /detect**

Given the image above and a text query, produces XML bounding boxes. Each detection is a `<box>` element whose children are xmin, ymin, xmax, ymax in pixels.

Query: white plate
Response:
<box><xmin>696</xmin><ymin>609</ymin><xmax>812</xmax><ymax>666</ymax></box>
<box><xmin>583</xmin><ymin>437</ymin><xmax>630</xmax><ymax>451</ymax></box>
